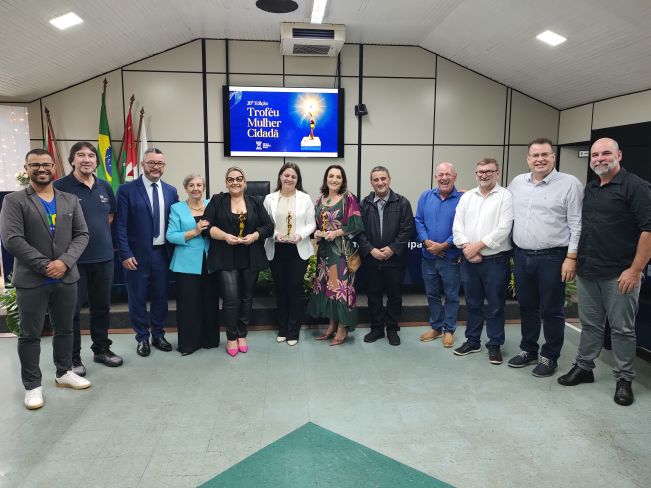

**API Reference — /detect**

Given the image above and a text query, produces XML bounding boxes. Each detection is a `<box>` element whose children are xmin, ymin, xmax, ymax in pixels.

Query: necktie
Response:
<box><xmin>378</xmin><ymin>199</ymin><xmax>386</xmax><ymax>239</ymax></box>
<box><xmin>152</xmin><ymin>182</ymin><xmax>160</xmax><ymax>238</ymax></box>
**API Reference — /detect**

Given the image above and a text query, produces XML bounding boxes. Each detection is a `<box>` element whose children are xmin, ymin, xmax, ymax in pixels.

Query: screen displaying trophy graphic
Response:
<box><xmin>299</xmin><ymin>95</ymin><xmax>323</xmax><ymax>150</ymax></box>
<box><xmin>238</xmin><ymin>211</ymin><xmax>246</xmax><ymax>238</ymax></box>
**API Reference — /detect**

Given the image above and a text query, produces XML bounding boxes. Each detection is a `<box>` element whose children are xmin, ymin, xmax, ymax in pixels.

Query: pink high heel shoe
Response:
<box><xmin>227</xmin><ymin>341</ymin><xmax>239</xmax><ymax>357</ymax></box>
<box><xmin>238</xmin><ymin>339</ymin><xmax>249</xmax><ymax>353</ymax></box>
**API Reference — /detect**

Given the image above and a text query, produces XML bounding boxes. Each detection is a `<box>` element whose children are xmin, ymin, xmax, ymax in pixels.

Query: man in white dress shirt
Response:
<box><xmin>452</xmin><ymin>158</ymin><xmax>513</xmax><ymax>364</ymax></box>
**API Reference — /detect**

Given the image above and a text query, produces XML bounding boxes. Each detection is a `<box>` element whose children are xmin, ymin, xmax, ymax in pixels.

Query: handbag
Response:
<box><xmin>346</xmin><ymin>246</ymin><xmax>361</xmax><ymax>273</ymax></box>
<box><xmin>339</xmin><ymin>191</ymin><xmax>361</xmax><ymax>273</ymax></box>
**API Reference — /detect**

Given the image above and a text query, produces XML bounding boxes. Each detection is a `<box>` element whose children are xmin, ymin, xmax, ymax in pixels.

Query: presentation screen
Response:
<box><xmin>223</xmin><ymin>86</ymin><xmax>344</xmax><ymax>158</ymax></box>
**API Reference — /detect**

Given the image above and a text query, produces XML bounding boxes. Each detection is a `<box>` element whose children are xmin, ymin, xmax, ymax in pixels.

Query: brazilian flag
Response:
<box><xmin>97</xmin><ymin>91</ymin><xmax>119</xmax><ymax>192</ymax></box>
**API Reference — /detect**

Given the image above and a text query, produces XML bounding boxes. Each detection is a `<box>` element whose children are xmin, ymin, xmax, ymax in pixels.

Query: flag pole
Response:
<box><xmin>135</xmin><ymin>107</ymin><xmax>144</xmax><ymax>151</ymax></box>
<box><xmin>44</xmin><ymin>106</ymin><xmax>65</xmax><ymax>177</ymax></box>
<box><xmin>116</xmin><ymin>95</ymin><xmax>135</xmax><ymax>184</ymax></box>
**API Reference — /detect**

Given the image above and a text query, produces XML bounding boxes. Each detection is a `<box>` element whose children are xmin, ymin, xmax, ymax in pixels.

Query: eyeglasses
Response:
<box><xmin>27</xmin><ymin>162</ymin><xmax>54</xmax><ymax>170</ymax></box>
<box><xmin>144</xmin><ymin>161</ymin><xmax>166</xmax><ymax>168</ymax></box>
<box><xmin>476</xmin><ymin>170</ymin><xmax>497</xmax><ymax>176</ymax></box>
<box><xmin>528</xmin><ymin>152</ymin><xmax>553</xmax><ymax>159</ymax></box>
<box><xmin>226</xmin><ymin>176</ymin><xmax>244</xmax><ymax>183</ymax></box>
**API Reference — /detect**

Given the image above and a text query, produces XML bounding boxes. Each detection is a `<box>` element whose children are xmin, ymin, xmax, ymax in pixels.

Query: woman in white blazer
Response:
<box><xmin>263</xmin><ymin>163</ymin><xmax>316</xmax><ymax>345</ymax></box>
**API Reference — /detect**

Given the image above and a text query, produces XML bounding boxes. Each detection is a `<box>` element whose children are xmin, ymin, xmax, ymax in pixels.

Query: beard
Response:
<box><xmin>29</xmin><ymin>172</ymin><xmax>53</xmax><ymax>186</ymax></box>
<box><xmin>590</xmin><ymin>161</ymin><xmax>616</xmax><ymax>176</ymax></box>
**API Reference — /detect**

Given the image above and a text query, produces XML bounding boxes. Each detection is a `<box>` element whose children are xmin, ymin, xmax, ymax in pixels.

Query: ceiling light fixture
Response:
<box><xmin>536</xmin><ymin>30</ymin><xmax>566</xmax><ymax>47</ymax></box>
<box><xmin>256</xmin><ymin>0</ymin><xmax>298</xmax><ymax>14</ymax></box>
<box><xmin>49</xmin><ymin>12</ymin><xmax>83</xmax><ymax>30</ymax></box>
<box><xmin>311</xmin><ymin>0</ymin><xmax>328</xmax><ymax>24</ymax></box>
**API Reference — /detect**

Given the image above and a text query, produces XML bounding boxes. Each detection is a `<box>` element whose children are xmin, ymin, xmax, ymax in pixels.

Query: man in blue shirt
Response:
<box><xmin>415</xmin><ymin>162</ymin><xmax>462</xmax><ymax>348</ymax></box>
<box><xmin>54</xmin><ymin>142</ymin><xmax>123</xmax><ymax>375</ymax></box>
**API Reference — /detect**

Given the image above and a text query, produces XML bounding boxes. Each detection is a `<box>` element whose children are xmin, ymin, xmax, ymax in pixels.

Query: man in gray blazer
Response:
<box><xmin>0</xmin><ymin>148</ymin><xmax>91</xmax><ymax>410</ymax></box>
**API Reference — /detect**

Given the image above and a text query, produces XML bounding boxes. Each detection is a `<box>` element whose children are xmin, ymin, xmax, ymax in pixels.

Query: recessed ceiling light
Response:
<box><xmin>536</xmin><ymin>30</ymin><xmax>566</xmax><ymax>47</ymax></box>
<box><xmin>311</xmin><ymin>0</ymin><xmax>328</xmax><ymax>24</ymax></box>
<box><xmin>49</xmin><ymin>12</ymin><xmax>83</xmax><ymax>30</ymax></box>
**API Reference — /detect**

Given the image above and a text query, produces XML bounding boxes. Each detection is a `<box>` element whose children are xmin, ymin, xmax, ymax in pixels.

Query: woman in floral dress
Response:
<box><xmin>306</xmin><ymin>165</ymin><xmax>364</xmax><ymax>345</ymax></box>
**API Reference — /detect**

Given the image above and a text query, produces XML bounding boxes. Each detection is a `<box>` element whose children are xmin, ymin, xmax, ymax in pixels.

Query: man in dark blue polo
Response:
<box><xmin>54</xmin><ymin>142</ymin><xmax>123</xmax><ymax>375</ymax></box>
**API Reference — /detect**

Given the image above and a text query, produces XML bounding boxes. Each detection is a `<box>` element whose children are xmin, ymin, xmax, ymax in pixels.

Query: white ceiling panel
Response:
<box><xmin>1</xmin><ymin>0</ymin><xmax>650</xmax><ymax>109</ymax></box>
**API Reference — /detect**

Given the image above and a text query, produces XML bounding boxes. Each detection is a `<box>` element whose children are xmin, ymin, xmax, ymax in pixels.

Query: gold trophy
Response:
<box><xmin>238</xmin><ymin>211</ymin><xmax>246</xmax><ymax>238</ymax></box>
<box><xmin>286</xmin><ymin>211</ymin><xmax>293</xmax><ymax>239</ymax></box>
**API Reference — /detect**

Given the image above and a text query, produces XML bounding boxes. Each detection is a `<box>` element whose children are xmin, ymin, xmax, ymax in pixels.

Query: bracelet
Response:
<box><xmin>565</xmin><ymin>256</ymin><xmax>577</xmax><ymax>260</ymax></box>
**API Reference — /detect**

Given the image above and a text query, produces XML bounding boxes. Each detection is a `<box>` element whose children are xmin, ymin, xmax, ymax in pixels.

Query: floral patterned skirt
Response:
<box><xmin>305</xmin><ymin>242</ymin><xmax>357</xmax><ymax>329</ymax></box>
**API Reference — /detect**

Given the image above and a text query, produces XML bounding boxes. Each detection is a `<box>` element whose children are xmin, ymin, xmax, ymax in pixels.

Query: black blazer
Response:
<box><xmin>204</xmin><ymin>192</ymin><xmax>273</xmax><ymax>272</ymax></box>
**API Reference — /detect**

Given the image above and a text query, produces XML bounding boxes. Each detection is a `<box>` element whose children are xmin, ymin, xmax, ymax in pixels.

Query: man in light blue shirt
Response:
<box><xmin>415</xmin><ymin>162</ymin><xmax>462</xmax><ymax>348</ymax></box>
<box><xmin>507</xmin><ymin>137</ymin><xmax>583</xmax><ymax>378</ymax></box>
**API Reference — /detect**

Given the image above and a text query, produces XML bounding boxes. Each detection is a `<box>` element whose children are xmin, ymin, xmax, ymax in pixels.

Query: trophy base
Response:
<box><xmin>300</xmin><ymin>136</ymin><xmax>321</xmax><ymax>150</ymax></box>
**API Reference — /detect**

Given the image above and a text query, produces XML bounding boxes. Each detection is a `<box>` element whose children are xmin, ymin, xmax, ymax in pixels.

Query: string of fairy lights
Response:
<box><xmin>0</xmin><ymin>106</ymin><xmax>31</xmax><ymax>191</ymax></box>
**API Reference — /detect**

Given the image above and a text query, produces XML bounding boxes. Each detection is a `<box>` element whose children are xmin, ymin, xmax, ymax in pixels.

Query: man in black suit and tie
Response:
<box><xmin>0</xmin><ymin>149</ymin><xmax>91</xmax><ymax>410</ymax></box>
<box><xmin>115</xmin><ymin>148</ymin><xmax>179</xmax><ymax>356</ymax></box>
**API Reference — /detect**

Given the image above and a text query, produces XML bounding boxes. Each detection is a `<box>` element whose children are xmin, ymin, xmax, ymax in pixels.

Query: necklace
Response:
<box><xmin>186</xmin><ymin>200</ymin><xmax>205</xmax><ymax>211</ymax></box>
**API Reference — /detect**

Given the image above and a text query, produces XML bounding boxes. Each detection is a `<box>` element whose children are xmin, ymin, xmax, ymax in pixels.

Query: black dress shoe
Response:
<box><xmin>557</xmin><ymin>364</ymin><xmax>594</xmax><ymax>386</ymax></box>
<box><xmin>94</xmin><ymin>350</ymin><xmax>124</xmax><ymax>367</ymax></box>
<box><xmin>363</xmin><ymin>329</ymin><xmax>385</xmax><ymax>343</ymax></box>
<box><xmin>386</xmin><ymin>330</ymin><xmax>401</xmax><ymax>346</ymax></box>
<box><xmin>614</xmin><ymin>379</ymin><xmax>634</xmax><ymax>406</ymax></box>
<box><xmin>137</xmin><ymin>340</ymin><xmax>150</xmax><ymax>357</ymax></box>
<box><xmin>152</xmin><ymin>336</ymin><xmax>173</xmax><ymax>352</ymax></box>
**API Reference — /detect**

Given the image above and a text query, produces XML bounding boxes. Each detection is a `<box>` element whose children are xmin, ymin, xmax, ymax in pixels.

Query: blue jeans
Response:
<box><xmin>422</xmin><ymin>257</ymin><xmax>460</xmax><ymax>333</ymax></box>
<box><xmin>513</xmin><ymin>247</ymin><xmax>566</xmax><ymax>360</ymax></box>
<box><xmin>461</xmin><ymin>253</ymin><xmax>510</xmax><ymax>347</ymax></box>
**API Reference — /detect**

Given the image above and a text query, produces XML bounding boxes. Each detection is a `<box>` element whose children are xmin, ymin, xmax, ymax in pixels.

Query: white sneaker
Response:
<box><xmin>24</xmin><ymin>387</ymin><xmax>44</xmax><ymax>410</ymax></box>
<box><xmin>55</xmin><ymin>371</ymin><xmax>91</xmax><ymax>390</ymax></box>
<box><xmin>287</xmin><ymin>340</ymin><xmax>298</xmax><ymax>346</ymax></box>
<box><xmin>277</xmin><ymin>336</ymin><xmax>287</xmax><ymax>343</ymax></box>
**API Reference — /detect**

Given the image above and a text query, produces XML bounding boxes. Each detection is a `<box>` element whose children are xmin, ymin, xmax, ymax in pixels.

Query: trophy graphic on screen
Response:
<box><xmin>299</xmin><ymin>95</ymin><xmax>323</xmax><ymax>151</ymax></box>
<box><xmin>238</xmin><ymin>211</ymin><xmax>246</xmax><ymax>238</ymax></box>
<box><xmin>286</xmin><ymin>211</ymin><xmax>293</xmax><ymax>239</ymax></box>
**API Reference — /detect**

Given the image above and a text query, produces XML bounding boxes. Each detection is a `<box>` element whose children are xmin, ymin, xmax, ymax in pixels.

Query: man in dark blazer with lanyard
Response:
<box><xmin>115</xmin><ymin>147</ymin><xmax>178</xmax><ymax>356</ymax></box>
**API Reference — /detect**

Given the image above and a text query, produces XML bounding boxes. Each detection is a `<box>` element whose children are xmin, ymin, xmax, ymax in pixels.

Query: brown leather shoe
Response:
<box><xmin>442</xmin><ymin>332</ymin><xmax>455</xmax><ymax>348</ymax></box>
<box><xmin>420</xmin><ymin>329</ymin><xmax>442</xmax><ymax>342</ymax></box>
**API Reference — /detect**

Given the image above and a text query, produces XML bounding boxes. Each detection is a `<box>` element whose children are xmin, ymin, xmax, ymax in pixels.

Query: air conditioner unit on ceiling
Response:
<box><xmin>280</xmin><ymin>22</ymin><xmax>345</xmax><ymax>57</ymax></box>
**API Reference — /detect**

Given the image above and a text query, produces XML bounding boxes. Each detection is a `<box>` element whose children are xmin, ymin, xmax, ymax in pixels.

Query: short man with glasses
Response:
<box><xmin>558</xmin><ymin>137</ymin><xmax>651</xmax><ymax>406</ymax></box>
<box><xmin>358</xmin><ymin>166</ymin><xmax>414</xmax><ymax>346</ymax></box>
<box><xmin>54</xmin><ymin>142</ymin><xmax>123</xmax><ymax>375</ymax></box>
<box><xmin>1</xmin><ymin>149</ymin><xmax>90</xmax><ymax>409</ymax></box>
<box><xmin>452</xmin><ymin>158</ymin><xmax>513</xmax><ymax>364</ymax></box>
<box><xmin>115</xmin><ymin>148</ymin><xmax>179</xmax><ymax>357</ymax></box>
<box><xmin>507</xmin><ymin>137</ymin><xmax>583</xmax><ymax>377</ymax></box>
<box><xmin>416</xmin><ymin>162</ymin><xmax>462</xmax><ymax>348</ymax></box>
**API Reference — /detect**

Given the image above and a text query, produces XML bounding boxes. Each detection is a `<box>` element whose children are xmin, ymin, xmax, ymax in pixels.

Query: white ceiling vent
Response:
<box><xmin>280</xmin><ymin>22</ymin><xmax>345</xmax><ymax>57</ymax></box>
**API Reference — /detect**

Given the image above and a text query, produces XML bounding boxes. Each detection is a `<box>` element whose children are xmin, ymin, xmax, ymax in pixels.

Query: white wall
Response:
<box><xmin>25</xmin><ymin>39</ymin><xmax>561</xmax><ymax>208</ymax></box>
<box><xmin>558</xmin><ymin>89</ymin><xmax>651</xmax><ymax>145</ymax></box>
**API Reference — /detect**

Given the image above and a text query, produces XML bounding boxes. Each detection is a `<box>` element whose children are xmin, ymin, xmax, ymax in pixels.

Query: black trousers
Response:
<box><xmin>365</xmin><ymin>262</ymin><xmax>404</xmax><ymax>331</ymax></box>
<box><xmin>175</xmin><ymin>262</ymin><xmax>220</xmax><ymax>353</ymax></box>
<box><xmin>73</xmin><ymin>260</ymin><xmax>113</xmax><ymax>356</ymax></box>
<box><xmin>270</xmin><ymin>243</ymin><xmax>308</xmax><ymax>340</ymax></box>
<box><xmin>218</xmin><ymin>269</ymin><xmax>258</xmax><ymax>341</ymax></box>
<box><xmin>16</xmin><ymin>283</ymin><xmax>77</xmax><ymax>389</ymax></box>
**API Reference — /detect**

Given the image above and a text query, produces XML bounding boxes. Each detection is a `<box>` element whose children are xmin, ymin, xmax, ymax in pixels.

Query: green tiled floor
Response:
<box><xmin>200</xmin><ymin>422</ymin><xmax>453</xmax><ymax>487</ymax></box>
<box><xmin>0</xmin><ymin>326</ymin><xmax>650</xmax><ymax>487</ymax></box>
